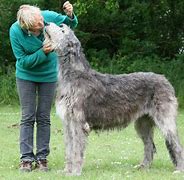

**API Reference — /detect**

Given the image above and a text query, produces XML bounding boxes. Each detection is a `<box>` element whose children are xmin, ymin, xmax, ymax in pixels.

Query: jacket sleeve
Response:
<box><xmin>43</xmin><ymin>10</ymin><xmax>78</xmax><ymax>29</ymax></box>
<box><xmin>62</xmin><ymin>14</ymin><xmax>78</xmax><ymax>29</ymax></box>
<box><xmin>9</xmin><ymin>28</ymin><xmax>48</xmax><ymax>69</ymax></box>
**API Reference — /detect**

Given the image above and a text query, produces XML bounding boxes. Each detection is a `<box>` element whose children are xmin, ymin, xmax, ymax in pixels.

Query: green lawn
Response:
<box><xmin>1</xmin><ymin>105</ymin><xmax>184</xmax><ymax>179</ymax></box>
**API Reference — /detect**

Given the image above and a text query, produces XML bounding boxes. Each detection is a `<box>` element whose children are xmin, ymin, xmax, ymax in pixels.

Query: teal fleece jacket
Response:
<box><xmin>9</xmin><ymin>10</ymin><xmax>78</xmax><ymax>82</ymax></box>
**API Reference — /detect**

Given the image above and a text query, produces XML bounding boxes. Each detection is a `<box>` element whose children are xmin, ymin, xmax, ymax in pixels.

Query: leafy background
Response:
<box><xmin>1</xmin><ymin>0</ymin><xmax>184</xmax><ymax>105</ymax></box>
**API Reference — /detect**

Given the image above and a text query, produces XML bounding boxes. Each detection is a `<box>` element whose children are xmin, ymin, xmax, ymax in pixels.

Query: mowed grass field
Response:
<box><xmin>1</xmin><ymin>105</ymin><xmax>184</xmax><ymax>180</ymax></box>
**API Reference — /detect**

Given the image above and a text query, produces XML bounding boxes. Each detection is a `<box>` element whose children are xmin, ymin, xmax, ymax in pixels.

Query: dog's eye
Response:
<box><xmin>60</xmin><ymin>29</ymin><xmax>65</xmax><ymax>33</ymax></box>
<box><xmin>59</xmin><ymin>24</ymin><xmax>63</xmax><ymax>28</ymax></box>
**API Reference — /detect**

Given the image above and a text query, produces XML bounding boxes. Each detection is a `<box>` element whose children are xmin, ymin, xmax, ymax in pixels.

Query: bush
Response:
<box><xmin>0</xmin><ymin>66</ymin><xmax>18</xmax><ymax>104</ymax></box>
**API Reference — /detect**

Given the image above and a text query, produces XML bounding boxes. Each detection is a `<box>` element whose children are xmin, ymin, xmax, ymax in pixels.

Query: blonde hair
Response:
<box><xmin>17</xmin><ymin>4</ymin><xmax>41</xmax><ymax>29</ymax></box>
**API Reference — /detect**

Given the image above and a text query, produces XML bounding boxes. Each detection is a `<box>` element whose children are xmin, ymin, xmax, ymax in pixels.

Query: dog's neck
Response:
<box><xmin>57</xmin><ymin>44</ymin><xmax>91</xmax><ymax>82</ymax></box>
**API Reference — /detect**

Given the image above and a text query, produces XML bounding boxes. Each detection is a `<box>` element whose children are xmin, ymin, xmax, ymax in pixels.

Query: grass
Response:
<box><xmin>1</xmin><ymin>105</ymin><xmax>184</xmax><ymax>179</ymax></box>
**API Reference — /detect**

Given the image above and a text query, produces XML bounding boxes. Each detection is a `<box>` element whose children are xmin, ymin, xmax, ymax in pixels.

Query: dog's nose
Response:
<box><xmin>59</xmin><ymin>24</ymin><xmax>64</xmax><ymax>28</ymax></box>
<box><xmin>44</xmin><ymin>22</ymin><xmax>50</xmax><ymax>26</ymax></box>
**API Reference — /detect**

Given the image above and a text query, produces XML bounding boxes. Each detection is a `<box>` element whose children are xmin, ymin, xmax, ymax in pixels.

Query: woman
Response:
<box><xmin>9</xmin><ymin>2</ymin><xmax>78</xmax><ymax>172</ymax></box>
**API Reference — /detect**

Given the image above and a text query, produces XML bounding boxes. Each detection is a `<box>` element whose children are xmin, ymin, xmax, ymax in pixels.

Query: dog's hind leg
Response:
<box><xmin>134</xmin><ymin>115</ymin><xmax>156</xmax><ymax>169</ymax></box>
<box><xmin>62</xmin><ymin>111</ymin><xmax>88</xmax><ymax>176</ymax></box>
<box><xmin>153</xmin><ymin>102</ymin><xmax>184</xmax><ymax>172</ymax></box>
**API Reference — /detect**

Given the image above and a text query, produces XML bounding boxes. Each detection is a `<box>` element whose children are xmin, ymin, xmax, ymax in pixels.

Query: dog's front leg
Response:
<box><xmin>63</xmin><ymin>115</ymin><xmax>88</xmax><ymax>176</ymax></box>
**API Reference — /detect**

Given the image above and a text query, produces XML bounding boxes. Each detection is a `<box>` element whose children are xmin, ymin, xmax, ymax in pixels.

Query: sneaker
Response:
<box><xmin>19</xmin><ymin>161</ymin><xmax>32</xmax><ymax>172</ymax></box>
<box><xmin>35</xmin><ymin>159</ymin><xmax>49</xmax><ymax>172</ymax></box>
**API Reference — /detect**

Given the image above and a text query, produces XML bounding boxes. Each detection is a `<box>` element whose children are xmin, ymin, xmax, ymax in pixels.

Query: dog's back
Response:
<box><xmin>74</xmin><ymin>71</ymin><xmax>177</xmax><ymax>130</ymax></box>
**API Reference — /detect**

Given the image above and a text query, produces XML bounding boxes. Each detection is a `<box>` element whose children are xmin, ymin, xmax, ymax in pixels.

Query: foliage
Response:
<box><xmin>1</xmin><ymin>0</ymin><xmax>184</xmax><ymax>105</ymax></box>
<box><xmin>73</xmin><ymin>0</ymin><xmax>184</xmax><ymax>58</ymax></box>
<box><xmin>0</xmin><ymin>66</ymin><xmax>18</xmax><ymax>104</ymax></box>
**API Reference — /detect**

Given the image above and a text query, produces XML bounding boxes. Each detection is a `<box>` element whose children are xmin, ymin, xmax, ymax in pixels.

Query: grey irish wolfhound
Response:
<box><xmin>45</xmin><ymin>23</ymin><xmax>184</xmax><ymax>176</ymax></box>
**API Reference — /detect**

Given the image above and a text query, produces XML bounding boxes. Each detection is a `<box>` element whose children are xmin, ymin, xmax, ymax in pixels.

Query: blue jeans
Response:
<box><xmin>16</xmin><ymin>78</ymin><xmax>56</xmax><ymax>162</ymax></box>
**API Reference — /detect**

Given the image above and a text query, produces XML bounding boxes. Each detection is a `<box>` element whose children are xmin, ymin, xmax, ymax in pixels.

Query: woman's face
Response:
<box><xmin>29</xmin><ymin>13</ymin><xmax>44</xmax><ymax>33</ymax></box>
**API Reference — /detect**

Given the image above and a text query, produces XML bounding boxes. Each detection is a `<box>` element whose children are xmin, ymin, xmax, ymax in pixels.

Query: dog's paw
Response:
<box><xmin>66</xmin><ymin>172</ymin><xmax>81</xmax><ymax>176</ymax></box>
<box><xmin>134</xmin><ymin>164</ymin><xmax>143</xmax><ymax>170</ymax></box>
<box><xmin>134</xmin><ymin>164</ymin><xmax>149</xmax><ymax>170</ymax></box>
<box><xmin>64</xmin><ymin>170</ymin><xmax>81</xmax><ymax>176</ymax></box>
<box><xmin>173</xmin><ymin>170</ymin><xmax>182</xmax><ymax>174</ymax></box>
<box><xmin>173</xmin><ymin>167</ymin><xmax>184</xmax><ymax>174</ymax></box>
<box><xmin>59</xmin><ymin>168</ymin><xmax>81</xmax><ymax>176</ymax></box>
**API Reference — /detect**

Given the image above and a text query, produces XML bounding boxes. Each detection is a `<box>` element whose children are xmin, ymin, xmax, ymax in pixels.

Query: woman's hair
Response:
<box><xmin>17</xmin><ymin>4</ymin><xmax>41</xmax><ymax>29</ymax></box>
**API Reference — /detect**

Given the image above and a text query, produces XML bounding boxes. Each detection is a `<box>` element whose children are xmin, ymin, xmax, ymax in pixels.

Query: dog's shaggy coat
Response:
<box><xmin>45</xmin><ymin>23</ymin><xmax>184</xmax><ymax>175</ymax></box>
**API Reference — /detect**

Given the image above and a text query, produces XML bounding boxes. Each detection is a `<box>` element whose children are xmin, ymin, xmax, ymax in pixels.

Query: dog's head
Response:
<box><xmin>44</xmin><ymin>23</ymin><xmax>80</xmax><ymax>55</ymax></box>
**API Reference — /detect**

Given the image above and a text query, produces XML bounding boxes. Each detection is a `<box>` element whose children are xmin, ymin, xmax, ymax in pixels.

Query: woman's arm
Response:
<box><xmin>9</xmin><ymin>28</ymin><xmax>49</xmax><ymax>69</ymax></box>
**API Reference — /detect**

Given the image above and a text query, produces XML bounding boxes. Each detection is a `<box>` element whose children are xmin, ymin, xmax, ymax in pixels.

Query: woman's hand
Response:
<box><xmin>63</xmin><ymin>1</ymin><xmax>73</xmax><ymax>18</ymax></box>
<box><xmin>43</xmin><ymin>42</ymin><xmax>53</xmax><ymax>54</ymax></box>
